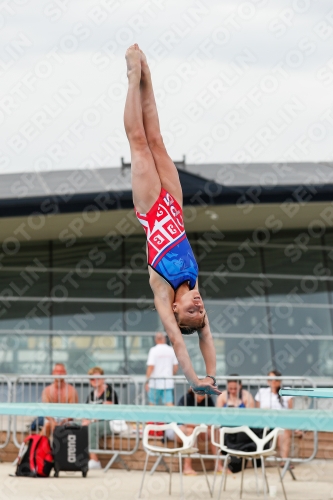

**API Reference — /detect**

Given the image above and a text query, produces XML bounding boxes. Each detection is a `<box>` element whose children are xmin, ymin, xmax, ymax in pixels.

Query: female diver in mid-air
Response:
<box><xmin>124</xmin><ymin>44</ymin><xmax>220</xmax><ymax>396</ymax></box>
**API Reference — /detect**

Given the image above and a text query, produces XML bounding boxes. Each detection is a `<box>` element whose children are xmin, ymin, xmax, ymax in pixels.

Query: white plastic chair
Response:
<box><xmin>211</xmin><ymin>425</ymin><xmax>287</xmax><ymax>500</ymax></box>
<box><xmin>139</xmin><ymin>422</ymin><xmax>212</xmax><ymax>499</ymax></box>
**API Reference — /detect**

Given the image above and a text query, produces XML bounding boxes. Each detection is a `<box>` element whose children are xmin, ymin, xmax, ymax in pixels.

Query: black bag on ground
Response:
<box><xmin>226</xmin><ymin>441</ymin><xmax>257</xmax><ymax>473</ymax></box>
<box><xmin>224</xmin><ymin>429</ymin><xmax>268</xmax><ymax>473</ymax></box>
<box><xmin>52</xmin><ymin>423</ymin><xmax>89</xmax><ymax>477</ymax></box>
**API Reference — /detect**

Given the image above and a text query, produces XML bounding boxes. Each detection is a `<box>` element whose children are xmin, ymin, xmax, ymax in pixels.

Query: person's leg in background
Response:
<box><xmin>174</xmin><ymin>425</ymin><xmax>223</xmax><ymax>475</ymax></box>
<box><xmin>279</xmin><ymin>429</ymin><xmax>292</xmax><ymax>466</ymax></box>
<box><xmin>40</xmin><ymin>418</ymin><xmax>56</xmax><ymax>437</ymax></box>
<box><xmin>162</xmin><ymin>389</ymin><xmax>174</xmax><ymax>407</ymax></box>
<box><xmin>176</xmin><ymin>425</ymin><xmax>197</xmax><ymax>475</ymax></box>
<box><xmin>147</xmin><ymin>388</ymin><xmax>158</xmax><ymax>405</ymax></box>
<box><xmin>88</xmin><ymin>420</ymin><xmax>112</xmax><ymax>469</ymax></box>
<box><xmin>197</xmin><ymin>429</ymin><xmax>223</xmax><ymax>473</ymax></box>
<box><xmin>210</xmin><ymin>427</ymin><xmax>224</xmax><ymax>473</ymax></box>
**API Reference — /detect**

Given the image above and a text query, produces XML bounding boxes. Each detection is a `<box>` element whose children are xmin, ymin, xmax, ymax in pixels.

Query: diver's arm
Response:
<box><xmin>150</xmin><ymin>272</ymin><xmax>221</xmax><ymax>394</ymax></box>
<box><xmin>153</xmin><ymin>294</ymin><xmax>221</xmax><ymax>395</ymax></box>
<box><xmin>197</xmin><ymin>315</ymin><xmax>217</xmax><ymax>378</ymax></box>
<box><xmin>153</xmin><ymin>294</ymin><xmax>199</xmax><ymax>386</ymax></box>
<box><xmin>191</xmin><ymin>279</ymin><xmax>216</xmax><ymax>376</ymax></box>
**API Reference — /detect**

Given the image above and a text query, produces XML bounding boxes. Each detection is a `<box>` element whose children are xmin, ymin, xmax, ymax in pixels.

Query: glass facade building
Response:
<box><xmin>1</xmin><ymin>229</ymin><xmax>333</xmax><ymax>377</ymax></box>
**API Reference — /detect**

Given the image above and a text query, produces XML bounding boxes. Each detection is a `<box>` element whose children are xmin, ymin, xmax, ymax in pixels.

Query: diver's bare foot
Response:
<box><xmin>125</xmin><ymin>44</ymin><xmax>141</xmax><ymax>80</ymax></box>
<box><xmin>139</xmin><ymin>49</ymin><xmax>151</xmax><ymax>82</ymax></box>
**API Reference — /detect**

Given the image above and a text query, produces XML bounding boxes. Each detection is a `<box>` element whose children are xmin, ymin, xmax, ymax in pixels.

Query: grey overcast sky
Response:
<box><xmin>1</xmin><ymin>0</ymin><xmax>333</xmax><ymax>174</ymax></box>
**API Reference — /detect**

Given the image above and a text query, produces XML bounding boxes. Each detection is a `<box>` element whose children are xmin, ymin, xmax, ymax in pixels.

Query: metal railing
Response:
<box><xmin>0</xmin><ymin>375</ymin><xmax>12</xmax><ymax>449</ymax></box>
<box><xmin>11</xmin><ymin>375</ymin><xmax>140</xmax><ymax>472</ymax></box>
<box><xmin>141</xmin><ymin>375</ymin><xmax>318</xmax><ymax>477</ymax></box>
<box><xmin>0</xmin><ymin>373</ymin><xmax>321</xmax><ymax>475</ymax></box>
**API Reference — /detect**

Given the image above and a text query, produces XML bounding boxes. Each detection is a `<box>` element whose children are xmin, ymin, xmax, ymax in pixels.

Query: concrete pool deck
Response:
<box><xmin>1</xmin><ymin>460</ymin><xmax>333</xmax><ymax>499</ymax></box>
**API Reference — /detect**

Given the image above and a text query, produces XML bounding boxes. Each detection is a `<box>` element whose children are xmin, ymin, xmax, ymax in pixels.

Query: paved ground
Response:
<box><xmin>1</xmin><ymin>461</ymin><xmax>333</xmax><ymax>500</ymax></box>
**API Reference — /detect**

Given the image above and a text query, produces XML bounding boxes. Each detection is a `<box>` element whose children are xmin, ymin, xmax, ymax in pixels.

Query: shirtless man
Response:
<box><xmin>41</xmin><ymin>363</ymin><xmax>78</xmax><ymax>437</ymax></box>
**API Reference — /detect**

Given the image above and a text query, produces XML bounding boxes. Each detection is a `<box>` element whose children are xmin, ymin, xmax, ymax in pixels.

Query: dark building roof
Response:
<box><xmin>1</xmin><ymin>162</ymin><xmax>333</xmax><ymax>218</ymax></box>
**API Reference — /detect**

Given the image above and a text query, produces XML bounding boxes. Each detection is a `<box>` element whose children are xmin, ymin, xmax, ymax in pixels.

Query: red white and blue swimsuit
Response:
<box><xmin>135</xmin><ymin>188</ymin><xmax>198</xmax><ymax>290</ymax></box>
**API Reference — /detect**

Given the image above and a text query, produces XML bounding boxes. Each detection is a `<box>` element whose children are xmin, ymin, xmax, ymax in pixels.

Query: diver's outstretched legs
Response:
<box><xmin>140</xmin><ymin>50</ymin><xmax>183</xmax><ymax>207</ymax></box>
<box><xmin>124</xmin><ymin>44</ymin><xmax>161</xmax><ymax>214</ymax></box>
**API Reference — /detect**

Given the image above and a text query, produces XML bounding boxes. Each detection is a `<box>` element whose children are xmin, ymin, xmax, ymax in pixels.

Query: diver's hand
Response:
<box><xmin>191</xmin><ymin>377</ymin><xmax>222</xmax><ymax>396</ymax></box>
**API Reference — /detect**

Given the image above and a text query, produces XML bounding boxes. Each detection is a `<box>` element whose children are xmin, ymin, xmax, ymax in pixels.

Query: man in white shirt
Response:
<box><xmin>146</xmin><ymin>332</ymin><xmax>179</xmax><ymax>405</ymax></box>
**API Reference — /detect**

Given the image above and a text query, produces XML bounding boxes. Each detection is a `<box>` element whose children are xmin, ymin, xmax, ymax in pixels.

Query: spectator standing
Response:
<box><xmin>41</xmin><ymin>363</ymin><xmax>78</xmax><ymax>437</ymax></box>
<box><xmin>255</xmin><ymin>369</ymin><xmax>293</xmax><ymax>465</ymax></box>
<box><xmin>146</xmin><ymin>332</ymin><xmax>178</xmax><ymax>405</ymax></box>
<box><xmin>83</xmin><ymin>366</ymin><xmax>119</xmax><ymax>470</ymax></box>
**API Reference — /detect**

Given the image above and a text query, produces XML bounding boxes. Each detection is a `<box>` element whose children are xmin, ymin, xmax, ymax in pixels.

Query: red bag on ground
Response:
<box><xmin>15</xmin><ymin>435</ymin><xmax>54</xmax><ymax>477</ymax></box>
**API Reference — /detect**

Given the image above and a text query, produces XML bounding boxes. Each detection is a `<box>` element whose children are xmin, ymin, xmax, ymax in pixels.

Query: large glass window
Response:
<box><xmin>51</xmin><ymin>334</ymin><xmax>126</xmax><ymax>375</ymax></box>
<box><xmin>268</xmin><ymin>303</ymin><xmax>331</xmax><ymax>337</ymax></box>
<box><xmin>198</xmin><ymin>243</ymin><xmax>261</xmax><ymax>274</ymax></box>
<box><xmin>52</xmin><ymin>272</ymin><xmax>114</xmax><ymax>299</ymax></box>
<box><xmin>224</xmin><ymin>338</ymin><xmax>272</xmax><ymax>376</ymax></box>
<box><xmin>1</xmin><ymin>231</ymin><xmax>333</xmax><ymax>376</ymax></box>
<box><xmin>127</xmin><ymin>335</ymin><xmax>155</xmax><ymax>375</ymax></box>
<box><xmin>0</xmin><ymin>242</ymin><xmax>49</xmax><ymax>267</ymax></box>
<box><xmin>0</xmin><ymin>271</ymin><xmax>48</xmax><ymax>297</ymax></box>
<box><xmin>52</xmin><ymin>239</ymin><xmax>122</xmax><ymax>269</ymax></box>
<box><xmin>206</xmin><ymin>303</ymin><xmax>268</xmax><ymax>334</ymax></box>
<box><xmin>263</xmin><ymin>247</ymin><xmax>325</xmax><ymax>276</ymax></box>
<box><xmin>0</xmin><ymin>302</ymin><xmax>50</xmax><ymax>330</ymax></box>
<box><xmin>52</xmin><ymin>303</ymin><xmax>122</xmax><ymax>332</ymax></box>
<box><xmin>271</xmin><ymin>338</ymin><xmax>319</xmax><ymax>376</ymax></box>
<box><xmin>267</xmin><ymin>278</ymin><xmax>329</xmax><ymax>305</ymax></box>
<box><xmin>200</xmin><ymin>277</ymin><xmax>267</xmax><ymax>301</ymax></box>
<box><xmin>0</xmin><ymin>335</ymin><xmax>51</xmax><ymax>374</ymax></box>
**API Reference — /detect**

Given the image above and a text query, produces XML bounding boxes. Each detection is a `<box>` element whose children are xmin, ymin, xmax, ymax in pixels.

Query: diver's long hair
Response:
<box><xmin>174</xmin><ymin>312</ymin><xmax>206</xmax><ymax>335</ymax></box>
